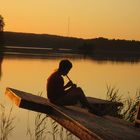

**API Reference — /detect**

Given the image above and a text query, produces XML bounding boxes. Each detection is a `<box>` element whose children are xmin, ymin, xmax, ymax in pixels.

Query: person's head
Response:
<box><xmin>58</xmin><ymin>59</ymin><xmax>72</xmax><ymax>76</ymax></box>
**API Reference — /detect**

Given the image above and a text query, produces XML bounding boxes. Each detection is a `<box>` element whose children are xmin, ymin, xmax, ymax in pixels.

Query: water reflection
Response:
<box><xmin>4</xmin><ymin>45</ymin><xmax>140</xmax><ymax>64</ymax></box>
<box><xmin>90</xmin><ymin>54</ymin><xmax>140</xmax><ymax>64</ymax></box>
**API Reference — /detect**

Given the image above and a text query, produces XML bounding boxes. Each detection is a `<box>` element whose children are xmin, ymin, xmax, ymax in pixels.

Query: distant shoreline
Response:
<box><xmin>3</xmin><ymin>45</ymin><xmax>140</xmax><ymax>63</ymax></box>
<box><xmin>1</xmin><ymin>31</ymin><xmax>140</xmax><ymax>62</ymax></box>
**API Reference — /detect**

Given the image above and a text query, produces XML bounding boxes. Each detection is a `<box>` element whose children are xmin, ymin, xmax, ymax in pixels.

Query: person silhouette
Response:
<box><xmin>47</xmin><ymin>59</ymin><xmax>102</xmax><ymax>115</ymax></box>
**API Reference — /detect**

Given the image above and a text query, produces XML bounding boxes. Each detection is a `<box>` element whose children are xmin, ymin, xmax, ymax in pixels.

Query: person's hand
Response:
<box><xmin>66</xmin><ymin>81</ymin><xmax>73</xmax><ymax>87</ymax></box>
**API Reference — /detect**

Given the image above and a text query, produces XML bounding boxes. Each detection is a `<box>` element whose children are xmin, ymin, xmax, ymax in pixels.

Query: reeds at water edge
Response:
<box><xmin>106</xmin><ymin>85</ymin><xmax>140</xmax><ymax>122</ymax></box>
<box><xmin>0</xmin><ymin>104</ymin><xmax>15</xmax><ymax>140</ymax></box>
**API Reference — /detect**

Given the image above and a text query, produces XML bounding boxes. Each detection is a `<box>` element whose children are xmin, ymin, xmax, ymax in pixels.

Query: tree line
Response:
<box><xmin>4</xmin><ymin>32</ymin><xmax>140</xmax><ymax>54</ymax></box>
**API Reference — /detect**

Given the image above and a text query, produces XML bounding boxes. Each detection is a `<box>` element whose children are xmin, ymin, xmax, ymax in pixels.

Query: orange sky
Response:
<box><xmin>1</xmin><ymin>0</ymin><xmax>140</xmax><ymax>40</ymax></box>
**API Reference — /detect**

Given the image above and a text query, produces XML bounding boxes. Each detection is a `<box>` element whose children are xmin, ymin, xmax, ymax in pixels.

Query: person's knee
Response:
<box><xmin>76</xmin><ymin>87</ymin><xmax>84</xmax><ymax>94</ymax></box>
<box><xmin>68</xmin><ymin>87</ymin><xmax>85</xmax><ymax>97</ymax></box>
<box><xmin>76</xmin><ymin>87</ymin><xmax>82</xmax><ymax>90</ymax></box>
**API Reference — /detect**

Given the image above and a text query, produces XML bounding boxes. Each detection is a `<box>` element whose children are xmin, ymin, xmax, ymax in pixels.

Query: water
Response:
<box><xmin>0</xmin><ymin>54</ymin><xmax>140</xmax><ymax>140</ymax></box>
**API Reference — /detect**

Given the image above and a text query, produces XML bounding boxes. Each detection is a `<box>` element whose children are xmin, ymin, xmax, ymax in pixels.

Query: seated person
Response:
<box><xmin>47</xmin><ymin>59</ymin><xmax>102</xmax><ymax>115</ymax></box>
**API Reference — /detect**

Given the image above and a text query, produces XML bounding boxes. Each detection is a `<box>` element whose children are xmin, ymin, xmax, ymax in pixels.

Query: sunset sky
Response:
<box><xmin>1</xmin><ymin>0</ymin><xmax>140</xmax><ymax>40</ymax></box>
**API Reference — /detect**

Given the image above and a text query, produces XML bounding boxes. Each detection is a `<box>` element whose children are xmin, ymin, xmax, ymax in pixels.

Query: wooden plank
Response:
<box><xmin>5</xmin><ymin>87</ymin><xmax>140</xmax><ymax>140</ymax></box>
<box><xmin>5</xmin><ymin>87</ymin><xmax>102</xmax><ymax>140</ymax></box>
<box><xmin>104</xmin><ymin>115</ymin><xmax>134</xmax><ymax>127</ymax></box>
<box><xmin>5</xmin><ymin>87</ymin><xmax>52</xmax><ymax>114</ymax></box>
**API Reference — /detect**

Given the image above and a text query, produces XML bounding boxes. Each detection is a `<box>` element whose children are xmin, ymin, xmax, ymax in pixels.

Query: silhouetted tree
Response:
<box><xmin>0</xmin><ymin>15</ymin><xmax>4</xmax><ymax>31</ymax></box>
<box><xmin>0</xmin><ymin>14</ymin><xmax>5</xmax><ymax>79</ymax></box>
<box><xmin>0</xmin><ymin>14</ymin><xmax>5</xmax><ymax>46</ymax></box>
<box><xmin>78</xmin><ymin>42</ymin><xmax>94</xmax><ymax>56</ymax></box>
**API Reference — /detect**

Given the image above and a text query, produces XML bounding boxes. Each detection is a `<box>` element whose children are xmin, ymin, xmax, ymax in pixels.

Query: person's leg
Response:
<box><xmin>71</xmin><ymin>87</ymin><xmax>92</xmax><ymax>108</ymax></box>
<box><xmin>54</xmin><ymin>87</ymin><xmax>103</xmax><ymax>116</ymax></box>
<box><xmin>54</xmin><ymin>87</ymin><xmax>91</xmax><ymax>108</ymax></box>
<box><xmin>53</xmin><ymin>93</ymin><xmax>78</xmax><ymax>106</ymax></box>
<box><xmin>73</xmin><ymin>88</ymin><xmax>104</xmax><ymax>115</ymax></box>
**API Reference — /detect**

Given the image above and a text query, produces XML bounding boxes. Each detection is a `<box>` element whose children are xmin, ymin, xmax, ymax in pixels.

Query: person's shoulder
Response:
<box><xmin>49</xmin><ymin>71</ymin><xmax>59</xmax><ymax>79</ymax></box>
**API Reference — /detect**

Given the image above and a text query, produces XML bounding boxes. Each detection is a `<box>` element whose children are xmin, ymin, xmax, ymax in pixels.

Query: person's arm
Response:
<box><xmin>64</xmin><ymin>81</ymin><xmax>77</xmax><ymax>89</ymax></box>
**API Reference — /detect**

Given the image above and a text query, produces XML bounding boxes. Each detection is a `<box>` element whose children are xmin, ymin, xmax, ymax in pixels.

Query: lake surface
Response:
<box><xmin>0</xmin><ymin>54</ymin><xmax>140</xmax><ymax>140</ymax></box>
